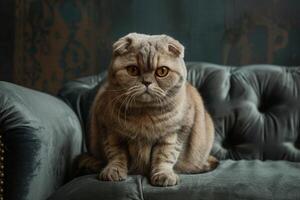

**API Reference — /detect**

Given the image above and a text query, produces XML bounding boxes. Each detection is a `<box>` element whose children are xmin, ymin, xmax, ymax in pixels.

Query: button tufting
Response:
<box><xmin>258</xmin><ymin>102</ymin><xmax>268</xmax><ymax>113</ymax></box>
<box><xmin>221</xmin><ymin>139</ymin><xmax>232</xmax><ymax>150</ymax></box>
<box><xmin>295</xmin><ymin>142</ymin><xmax>300</xmax><ymax>149</ymax></box>
<box><xmin>257</xmin><ymin>96</ymin><xmax>279</xmax><ymax>113</ymax></box>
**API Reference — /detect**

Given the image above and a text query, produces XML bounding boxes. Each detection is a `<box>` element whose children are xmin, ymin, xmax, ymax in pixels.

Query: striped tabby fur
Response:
<box><xmin>77</xmin><ymin>33</ymin><xmax>218</xmax><ymax>186</ymax></box>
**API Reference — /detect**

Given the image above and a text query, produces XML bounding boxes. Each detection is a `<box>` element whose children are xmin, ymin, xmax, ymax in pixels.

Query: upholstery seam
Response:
<box><xmin>138</xmin><ymin>176</ymin><xmax>145</xmax><ymax>200</ymax></box>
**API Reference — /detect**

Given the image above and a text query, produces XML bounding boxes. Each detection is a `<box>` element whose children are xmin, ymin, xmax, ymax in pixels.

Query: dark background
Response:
<box><xmin>1</xmin><ymin>0</ymin><xmax>300</xmax><ymax>94</ymax></box>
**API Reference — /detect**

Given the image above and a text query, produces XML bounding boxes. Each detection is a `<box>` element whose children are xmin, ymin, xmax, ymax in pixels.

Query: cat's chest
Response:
<box><xmin>111</xmin><ymin>109</ymin><xmax>183</xmax><ymax>140</ymax></box>
<box><xmin>128</xmin><ymin>141</ymin><xmax>153</xmax><ymax>175</ymax></box>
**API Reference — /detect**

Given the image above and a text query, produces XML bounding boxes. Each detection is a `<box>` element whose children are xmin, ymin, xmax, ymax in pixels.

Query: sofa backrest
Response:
<box><xmin>59</xmin><ymin>62</ymin><xmax>300</xmax><ymax>162</ymax></box>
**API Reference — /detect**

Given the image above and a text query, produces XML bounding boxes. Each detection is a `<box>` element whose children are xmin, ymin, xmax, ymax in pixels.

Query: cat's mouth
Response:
<box><xmin>137</xmin><ymin>88</ymin><xmax>153</xmax><ymax>102</ymax></box>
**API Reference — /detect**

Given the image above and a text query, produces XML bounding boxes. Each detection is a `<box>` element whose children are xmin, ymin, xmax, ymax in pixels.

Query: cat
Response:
<box><xmin>76</xmin><ymin>33</ymin><xmax>218</xmax><ymax>187</ymax></box>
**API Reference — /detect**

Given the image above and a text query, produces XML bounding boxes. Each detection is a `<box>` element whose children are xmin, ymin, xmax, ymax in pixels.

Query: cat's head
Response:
<box><xmin>108</xmin><ymin>33</ymin><xmax>186</xmax><ymax>103</ymax></box>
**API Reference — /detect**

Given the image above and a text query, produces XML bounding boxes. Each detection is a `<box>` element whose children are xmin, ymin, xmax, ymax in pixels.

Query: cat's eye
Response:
<box><xmin>155</xmin><ymin>66</ymin><xmax>169</xmax><ymax>77</ymax></box>
<box><xmin>126</xmin><ymin>65</ymin><xmax>140</xmax><ymax>76</ymax></box>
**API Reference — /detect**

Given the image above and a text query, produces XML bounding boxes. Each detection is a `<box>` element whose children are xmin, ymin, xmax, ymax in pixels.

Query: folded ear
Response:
<box><xmin>167</xmin><ymin>36</ymin><xmax>184</xmax><ymax>58</ymax></box>
<box><xmin>168</xmin><ymin>42</ymin><xmax>184</xmax><ymax>58</ymax></box>
<box><xmin>112</xmin><ymin>35</ymin><xmax>133</xmax><ymax>55</ymax></box>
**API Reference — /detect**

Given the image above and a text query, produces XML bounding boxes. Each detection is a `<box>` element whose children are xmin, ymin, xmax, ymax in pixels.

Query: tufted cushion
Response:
<box><xmin>49</xmin><ymin>160</ymin><xmax>300</xmax><ymax>200</ymax></box>
<box><xmin>58</xmin><ymin>62</ymin><xmax>300</xmax><ymax>162</ymax></box>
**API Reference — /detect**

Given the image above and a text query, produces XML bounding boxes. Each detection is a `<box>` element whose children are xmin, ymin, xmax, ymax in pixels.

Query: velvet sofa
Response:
<box><xmin>1</xmin><ymin>62</ymin><xmax>300</xmax><ymax>200</ymax></box>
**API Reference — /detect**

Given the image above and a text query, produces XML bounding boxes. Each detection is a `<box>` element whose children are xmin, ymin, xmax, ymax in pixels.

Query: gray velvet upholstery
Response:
<box><xmin>1</xmin><ymin>62</ymin><xmax>300</xmax><ymax>199</ymax></box>
<box><xmin>49</xmin><ymin>160</ymin><xmax>300</xmax><ymax>200</ymax></box>
<box><xmin>55</xmin><ymin>62</ymin><xmax>300</xmax><ymax>199</ymax></box>
<box><xmin>0</xmin><ymin>81</ymin><xmax>82</xmax><ymax>200</ymax></box>
<box><xmin>58</xmin><ymin>62</ymin><xmax>300</xmax><ymax>162</ymax></box>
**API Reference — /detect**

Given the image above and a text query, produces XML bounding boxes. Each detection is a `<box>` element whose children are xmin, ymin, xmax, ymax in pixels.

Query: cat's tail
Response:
<box><xmin>72</xmin><ymin>153</ymin><xmax>103</xmax><ymax>177</ymax></box>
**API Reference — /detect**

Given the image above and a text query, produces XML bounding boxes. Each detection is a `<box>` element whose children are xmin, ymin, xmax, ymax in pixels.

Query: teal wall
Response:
<box><xmin>2</xmin><ymin>0</ymin><xmax>300</xmax><ymax>93</ymax></box>
<box><xmin>109</xmin><ymin>0</ymin><xmax>225</xmax><ymax>65</ymax></box>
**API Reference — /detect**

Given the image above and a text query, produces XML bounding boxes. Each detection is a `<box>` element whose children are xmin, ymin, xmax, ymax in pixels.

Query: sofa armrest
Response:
<box><xmin>0</xmin><ymin>81</ymin><xmax>83</xmax><ymax>200</ymax></box>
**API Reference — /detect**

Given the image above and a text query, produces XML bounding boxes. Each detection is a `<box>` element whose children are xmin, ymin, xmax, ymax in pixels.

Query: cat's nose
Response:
<box><xmin>142</xmin><ymin>80</ymin><xmax>152</xmax><ymax>87</ymax></box>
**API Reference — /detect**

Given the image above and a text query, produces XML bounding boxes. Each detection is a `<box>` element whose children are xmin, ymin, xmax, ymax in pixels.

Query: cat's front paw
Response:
<box><xmin>150</xmin><ymin>170</ymin><xmax>179</xmax><ymax>187</ymax></box>
<box><xmin>99</xmin><ymin>165</ymin><xmax>127</xmax><ymax>181</ymax></box>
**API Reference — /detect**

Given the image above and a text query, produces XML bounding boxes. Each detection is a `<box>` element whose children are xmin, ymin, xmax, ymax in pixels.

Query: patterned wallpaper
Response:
<box><xmin>14</xmin><ymin>0</ymin><xmax>113</xmax><ymax>93</ymax></box>
<box><xmin>3</xmin><ymin>0</ymin><xmax>300</xmax><ymax>93</ymax></box>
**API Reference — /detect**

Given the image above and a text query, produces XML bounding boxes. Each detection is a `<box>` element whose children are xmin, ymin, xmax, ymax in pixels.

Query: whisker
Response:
<box><xmin>114</xmin><ymin>87</ymin><xmax>143</xmax><ymax>128</ymax></box>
